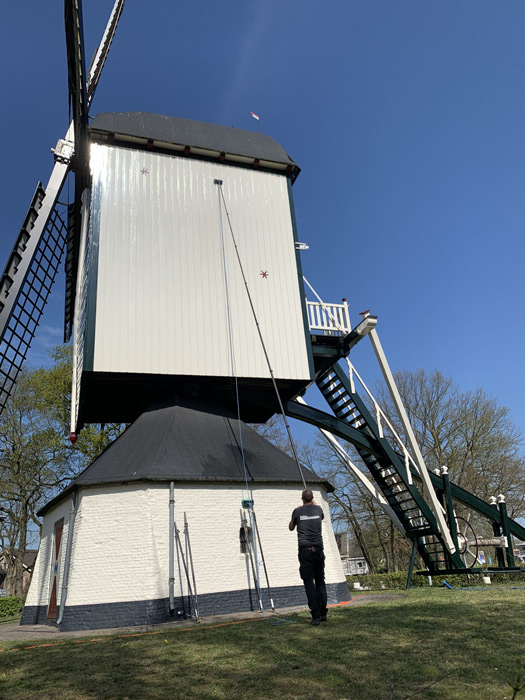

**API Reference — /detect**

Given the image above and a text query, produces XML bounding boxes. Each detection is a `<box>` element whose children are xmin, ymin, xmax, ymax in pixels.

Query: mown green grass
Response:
<box><xmin>0</xmin><ymin>615</ymin><xmax>21</xmax><ymax>626</ymax></box>
<box><xmin>0</xmin><ymin>588</ymin><xmax>523</xmax><ymax>699</ymax></box>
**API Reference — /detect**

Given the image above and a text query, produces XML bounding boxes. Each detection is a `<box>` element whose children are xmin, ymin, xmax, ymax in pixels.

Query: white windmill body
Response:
<box><xmin>21</xmin><ymin>113</ymin><xmax>350</xmax><ymax>630</ymax></box>
<box><xmin>69</xmin><ymin>112</ymin><xmax>313</xmax><ymax>430</ymax></box>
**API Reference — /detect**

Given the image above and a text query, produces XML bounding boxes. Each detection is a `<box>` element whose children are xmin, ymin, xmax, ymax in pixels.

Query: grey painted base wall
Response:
<box><xmin>21</xmin><ymin>580</ymin><xmax>350</xmax><ymax>632</ymax></box>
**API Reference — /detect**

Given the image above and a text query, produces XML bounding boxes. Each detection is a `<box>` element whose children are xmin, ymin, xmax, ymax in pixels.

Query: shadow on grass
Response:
<box><xmin>0</xmin><ymin>590</ymin><xmax>523</xmax><ymax>699</ymax></box>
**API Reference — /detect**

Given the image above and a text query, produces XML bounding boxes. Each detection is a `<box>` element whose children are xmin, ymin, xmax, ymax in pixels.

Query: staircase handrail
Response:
<box><xmin>345</xmin><ymin>358</ymin><xmax>418</xmax><ymax>486</ymax></box>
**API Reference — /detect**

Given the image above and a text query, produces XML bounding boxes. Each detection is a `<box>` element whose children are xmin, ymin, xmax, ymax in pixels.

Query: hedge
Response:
<box><xmin>347</xmin><ymin>570</ymin><xmax>525</xmax><ymax>590</ymax></box>
<box><xmin>0</xmin><ymin>597</ymin><xmax>25</xmax><ymax>618</ymax></box>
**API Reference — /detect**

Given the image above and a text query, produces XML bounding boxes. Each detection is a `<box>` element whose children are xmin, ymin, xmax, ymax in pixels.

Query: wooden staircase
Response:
<box><xmin>316</xmin><ymin>362</ymin><xmax>463</xmax><ymax>571</ymax></box>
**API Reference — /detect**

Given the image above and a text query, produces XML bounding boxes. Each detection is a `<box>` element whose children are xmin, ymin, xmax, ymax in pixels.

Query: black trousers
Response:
<box><xmin>298</xmin><ymin>545</ymin><xmax>327</xmax><ymax>618</ymax></box>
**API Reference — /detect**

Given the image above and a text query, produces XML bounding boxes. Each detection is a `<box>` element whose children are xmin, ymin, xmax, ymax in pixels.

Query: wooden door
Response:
<box><xmin>47</xmin><ymin>519</ymin><xmax>64</xmax><ymax>621</ymax></box>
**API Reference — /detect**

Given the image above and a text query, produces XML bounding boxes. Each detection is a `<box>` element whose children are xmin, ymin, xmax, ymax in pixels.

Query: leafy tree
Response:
<box><xmin>0</xmin><ymin>346</ymin><xmax>124</xmax><ymax>595</ymax></box>
<box><xmin>375</xmin><ymin>370</ymin><xmax>525</xmax><ymax>519</ymax></box>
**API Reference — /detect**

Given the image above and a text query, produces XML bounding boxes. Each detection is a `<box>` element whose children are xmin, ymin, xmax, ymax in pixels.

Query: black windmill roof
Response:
<box><xmin>39</xmin><ymin>400</ymin><xmax>331</xmax><ymax>516</ymax></box>
<box><xmin>89</xmin><ymin>112</ymin><xmax>300</xmax><ymax>181</ymax></box>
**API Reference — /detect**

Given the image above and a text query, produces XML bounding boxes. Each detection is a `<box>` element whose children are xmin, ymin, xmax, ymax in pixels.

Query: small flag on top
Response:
<box><xmin>249</xmin><ymin>111</ymin><xmax>260</xmax><ymax>121</ymax></box>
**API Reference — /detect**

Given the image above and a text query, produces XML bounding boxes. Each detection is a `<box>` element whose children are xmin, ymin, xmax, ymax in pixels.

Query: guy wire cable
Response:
<box><xmin>215</xmin><ymin>179</ymin><xmax>251</xmax><ymax>500</ymax></box>
<box><xmin>217</xmin><ymin>183</ymin><xmax>307</xmax><ymax>490</ymax></box>
<box><xmin>215</xmin><ymin>179</ymin><xmax>264</xmax><ymax>613</ymax></box>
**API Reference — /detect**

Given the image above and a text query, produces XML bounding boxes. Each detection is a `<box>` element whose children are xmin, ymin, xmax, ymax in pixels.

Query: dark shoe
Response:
<box><xmin>310</xmin><ymin>617</ymin><xmax>321</xmax><ymax>626</ymax></box>
<box><xmin>320</xmin><ymin>615</ymin><xmax>327</xmax><ymax>622</ymax></box>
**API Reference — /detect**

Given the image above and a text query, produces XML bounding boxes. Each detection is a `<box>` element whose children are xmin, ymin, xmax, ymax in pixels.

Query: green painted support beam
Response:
<box><xmin>491</xmin><ymin>514</ymin><xmax>506</xmax><ymax>568</ymax></box>
<box><xmin>425</xmin><ymin>470</ymin><xmax>525</xmax><ymax>542</ymax></box>
<box><xmin>309</xmin><ymin>322</ymin><xmax>374</xmax><ymax>380</ymax></box>
<box><xmin>441</xmin><ymin>470</ymin><xmax>459</xmax><ymax>557</ymax></box>
<box><xmin>498</xmin><ymin>499</ymin><xmax>516</xmax><ymax>568</ymax></box>
<box><xmin>311</xmin><ymin>345</ymin><xmax>346</xmax><ymax>358</ymax></box>
<box><xmin>285</xmin><ymin>400</ymin><xmax>382</xmax><ymax>457</ymax></box>
<box><xmin>406</xmin><ymin>540</ymin><xmax>419</xmax><ymax>589</ymax></box>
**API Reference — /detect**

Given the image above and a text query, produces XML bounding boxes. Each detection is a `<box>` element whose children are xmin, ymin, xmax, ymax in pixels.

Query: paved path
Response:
<box><xmin>0</xmin><ymin>593</ymin><xmax>403</xmax><ymax>644</ymax></box>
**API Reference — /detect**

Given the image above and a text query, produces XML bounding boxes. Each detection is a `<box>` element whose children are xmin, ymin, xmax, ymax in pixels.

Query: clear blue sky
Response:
<box><xmin>1</xmin><ymin>1</ymin><xmax>525</xmax><ymax>445</ymax></box>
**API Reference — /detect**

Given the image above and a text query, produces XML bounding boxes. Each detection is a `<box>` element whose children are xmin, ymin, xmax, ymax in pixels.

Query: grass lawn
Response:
<box><xmin>0</xmin><ymin>616</ymin><xmax>22</xmax><ymax>626</ymax></box>
<box><xmin>0</xmin><ymin>588</ymin><xmax>523</xmax><ymax>699</ymax></box>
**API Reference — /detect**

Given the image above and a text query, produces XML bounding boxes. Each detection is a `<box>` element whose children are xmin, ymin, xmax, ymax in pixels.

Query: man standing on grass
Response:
<box><xmin>289</xmin><ymin>488</ymin><xmax>328</xmax><ymax>626</ymax></box>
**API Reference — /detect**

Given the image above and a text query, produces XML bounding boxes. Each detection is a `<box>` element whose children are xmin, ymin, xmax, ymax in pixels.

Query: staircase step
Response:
<box><xmin>383</xmin><ymin>485</ymin><xmax>410</xmax><ymax>497</ymax></box>
<box><xmin>397</xmin><ymin>497</ymin><xmax>417</xmax><ymax>507</ymax></box>
<box><xmin>331</xmin><ymin>394</ymin><xmax>356</xmax><ymax>409</ymax></box>
<box><xmin>400</xmin><ymin>506</ymin><xmax>423</xmax><ymax>514</ymax></box>
<box><xmin>406</xmin><ymin>526</ymin><xmax>437</xmax><ymax>537</ymax></box>
<box><xmin>333</xmin><ymin>404</ymin><xmax>357</xmax><ymax>419</ymax></box>
<box><xmin>320</xmin><ymin>383</ymin><xmax>343</xmax><ymax>400</ymax></box>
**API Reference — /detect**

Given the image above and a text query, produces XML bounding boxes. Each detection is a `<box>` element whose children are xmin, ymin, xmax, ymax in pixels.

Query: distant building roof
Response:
<box><xmin>0</xmin><ymin>549</ymin><xmax>37</xmax><ymax>570</ymax></box>
<box><xmin>90</xmin><ymin>112</ymin><xmax>300</xmax><ymax>182</ymax></box>
<box><xmin>24</xmin><ymin>550</ymin><xmax>37</xmax><ymax>569</ymax></box>
<box><xmin>39</xmin><ymin>399</ymin><xmax>331</xmax><ymax>516</ymax></box>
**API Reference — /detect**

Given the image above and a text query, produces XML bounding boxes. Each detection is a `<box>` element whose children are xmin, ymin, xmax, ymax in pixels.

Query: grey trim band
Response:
<box><xmin>21</xmin><ymin>580</ymin><xmax>350</xmax><ymax>632</ymax></box>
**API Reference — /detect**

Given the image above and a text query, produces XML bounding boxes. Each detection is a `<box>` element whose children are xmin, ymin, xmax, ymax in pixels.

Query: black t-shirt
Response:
<box><xmin>291</xmin><ymin>504</ymin><xmax>324</xmax><ymax>547</ymax></box>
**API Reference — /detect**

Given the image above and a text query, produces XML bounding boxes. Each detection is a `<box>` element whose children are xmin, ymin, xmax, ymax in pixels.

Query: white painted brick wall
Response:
<box><xmin>28</xmin><ymin>482</ymin><xmax>346</xmax><ymax>608</ymax></box>
<box><xmin>25</xmin><ymin>498</ymin><xmax>72</xmax><ymax>609</ymax></box>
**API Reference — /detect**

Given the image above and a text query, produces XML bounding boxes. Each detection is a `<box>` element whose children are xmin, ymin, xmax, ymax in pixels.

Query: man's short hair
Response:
<box><xmin>301</xmin><ymin>489</ymin><xmax>314</xmax><ymax>503</ymax></box>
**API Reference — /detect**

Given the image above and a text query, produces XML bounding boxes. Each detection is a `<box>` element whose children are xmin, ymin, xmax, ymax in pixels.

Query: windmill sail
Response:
<box><xmin>0</xmin><ymin>0</ymin><xmax>125</xmax><ymax>413</ymax></box>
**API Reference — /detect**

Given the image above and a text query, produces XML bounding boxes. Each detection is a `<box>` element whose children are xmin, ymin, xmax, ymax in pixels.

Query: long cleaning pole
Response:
<box><xmin>241</xmin><ymin>510</ymin><xmax>263</xmax><ymax>612</ymax></box>
<box><xmin>184</xmin><ymin>513</ymin><xmax>200</xmax><ymax>620</ymax></box>
<box><xmin>248</xmin><ymin>506</ymin><xmax>264</xmax><ymax>613</ymax></box>
<box><xmin>175</xmin><ymin>524</ymin><xmax>198</xmax><ymax>621</ymax></box>
<box><xmin>251</xmin><ymin>509</ymin><xmax>275</xmax><ymax>610</ymax></box>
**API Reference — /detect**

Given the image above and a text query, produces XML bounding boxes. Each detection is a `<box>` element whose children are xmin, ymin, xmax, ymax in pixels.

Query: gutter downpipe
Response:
<box><xmin>57</xmin><ymin>491</ymin><xmax>77</xmax><ymax>626</ymax></box>
<box><xmin>169</xmin><ymin>482</ymin><xmax>175</xmax><ymax>612</ymax></box>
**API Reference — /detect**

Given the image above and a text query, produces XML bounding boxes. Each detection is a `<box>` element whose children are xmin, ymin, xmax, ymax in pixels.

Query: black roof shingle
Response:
<box><xmin>39</xmin><ymin>400</ymin><xmax>331</xmax><ymax>515</ymax></box>
<box><xmin>90</xmin><ymin>112</ymin><xmax>300</xmax><ymax>179</ymax></box>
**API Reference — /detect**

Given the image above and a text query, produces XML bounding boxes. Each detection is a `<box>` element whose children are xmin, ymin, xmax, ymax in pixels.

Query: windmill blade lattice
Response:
<box><xmin>0</xmin><ymin>192</ymin><xmax>68</xmax><ymax>411</ymax></box>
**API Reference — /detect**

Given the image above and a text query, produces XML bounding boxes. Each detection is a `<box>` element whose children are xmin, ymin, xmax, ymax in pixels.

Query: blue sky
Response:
<box><xmin>1</xmin><ymin>1</ymin><xmax>525</xmax><ymax>447</ymax></box>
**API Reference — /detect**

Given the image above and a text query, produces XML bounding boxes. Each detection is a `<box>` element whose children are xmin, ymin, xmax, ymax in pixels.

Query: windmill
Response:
<box><xmin>10</xmin><ymin>0</ymin><xmax>350</xmax><ymax>630</ymax></box>
<box><xmin>2</xmin><ymin>0</ymin><xmax>523</xmax><ymax>632</ymax></box>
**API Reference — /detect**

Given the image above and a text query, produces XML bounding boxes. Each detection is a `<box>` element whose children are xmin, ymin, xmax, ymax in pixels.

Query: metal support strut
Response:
<box><xmin>174</xmin><ymin>516</ymin><xmax>200</xmax><ymax>622</ymax></box>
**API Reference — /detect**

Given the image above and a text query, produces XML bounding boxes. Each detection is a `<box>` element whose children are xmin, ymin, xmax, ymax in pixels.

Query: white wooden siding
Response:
<box><xmin>88</xmin><ymin>144</ymin><xmax>310</xmax><ymax>380</ymax></box>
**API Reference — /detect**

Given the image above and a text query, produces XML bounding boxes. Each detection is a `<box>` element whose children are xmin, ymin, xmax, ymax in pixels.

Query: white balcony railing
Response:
<box><xmin>306</xmin><ymin>299</ymin><xmax>351</xmax><ymax>335</ymax></box>
<box><xmin>303</xmin><ymin>276</ymin><xmax>352</xmax><ymax>335</ymax></box>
